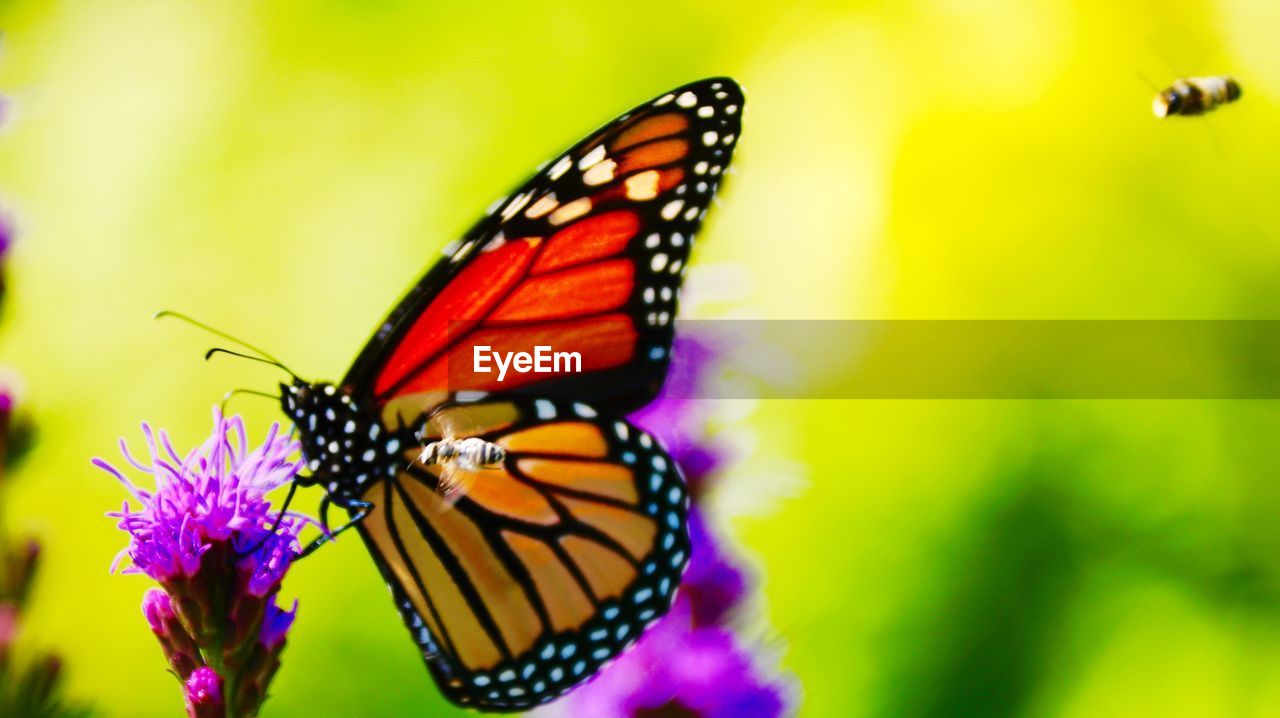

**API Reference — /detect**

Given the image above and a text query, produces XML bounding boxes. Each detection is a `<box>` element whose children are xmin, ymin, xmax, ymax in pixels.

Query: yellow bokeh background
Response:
<box><xmin>2</xmin><ymin>0</ymin><xmax>1280</xmax><ymax>715</ymax></box>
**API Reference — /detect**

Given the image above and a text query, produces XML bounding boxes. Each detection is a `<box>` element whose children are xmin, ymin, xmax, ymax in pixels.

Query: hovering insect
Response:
<box><xmin>1153</xmin><ymin>76</ymin><xmax>1242</xmax><ymax>117</ymax></box>
<box><xmin>415</xmin><ymin>404</ymin><xmax>507</xmax><ymax>506</ymax></box>
<box><xmin>179</xmin><ymin>77</ymin><xmax>743</xmax><ymax>711</ymax></box>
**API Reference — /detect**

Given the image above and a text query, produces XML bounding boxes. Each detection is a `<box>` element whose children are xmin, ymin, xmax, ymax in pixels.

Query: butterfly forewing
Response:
<box><xmin>342</xmin><ymin>78</ymin><xmax>744</xmax><ymax>415</ymax></box>
<box><xmin>354</xmin><ymin>397</ymin><xmax>690</xmax><ymax>710</ymax></box>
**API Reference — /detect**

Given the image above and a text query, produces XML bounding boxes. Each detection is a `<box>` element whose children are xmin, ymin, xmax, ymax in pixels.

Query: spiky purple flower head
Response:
<box><xmin>96</xmin><ymin>409</ymin><xmax>306</xmax><ymax>587</ymax></box>
<box><xmin>97</xmin><ymin>409</ymin><xmax>310</xmax><ymax>716</ymax></box>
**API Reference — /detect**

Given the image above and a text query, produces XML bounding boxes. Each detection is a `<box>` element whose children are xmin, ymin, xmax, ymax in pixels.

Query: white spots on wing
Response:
<box><xmin>573</xmin><ymin>403</ymin><xmax>597</xmax><ymax>418</ymax></box>
<box><xmin>693</xmin><ymin>161</ymin><xmax>708</xmax><ymax>175</ymax></box>
<box><xmin>669</xmin><ymin>259</ymin><xmax>684</xmax><ymax>274</ymax></box>
<box><xmin>535</xmin><ymin>399</ymin><xmax>557</xmax><ymax>419</ymax></box>
<box><xmin>501</xmin><ymin>192</ymin><xmax>532</xmax><ymax>220</ymax></box>
<box><xmin>624</xmin><ymin>170</ymin><xmax>660</xmax><ymax>200</ymax></box>
<box><xmin>726</xmin><ymin>104</ymin><xmax>739</xmax><ymax>115</ymax></box>
<box><xmin>722</xmin><ymin>134</ymin><xmax>736</xmax><ymax>146</ymax></box>
<box><xmin>549</xmin><ymin>197</ymin><xmax>591</xmax><ymax>225</ymax></box>
<box><xmin>683</xmin><ymin>206</ymin><xmax>699</xmax><ymax>221</ymax></box>
<box><xmin>450</xmin><ymin>240</ymin><xmax>477</xmax><ymax>263</ymax></box>
<box><xmin>482</xmin><ymin>232</ymin><xmax>507</xmax><ymax>252</ymax></box>
<box><xmin>582</xmin><ymin>159</ymin><xmax>617</xmax><ymax>186</ymax></box>
<box><xmin>644</xmin><ymin>233</ymin><xmax>660</xmax><ymax>249</ymax></box>
<box><xmin>643</xmin><ymin>286</ymin><xmax>655</xmax><ymax>304</ymax></box>
<box><xmin>548</xmin><ymin>155</ymin><xmax>572</xmax><ymax>181</ymax></box>
<box><xmin>650</xmin><ymin>253</ymin><xmax>669</xmax><ymax>272</ymax></box>
<box><xmin>697</xmin><ymin>106</ymin><xmax>714</xmax><ymax>118</ymax></box>
<box><xmin>524</xmin><ymin>194</ymin><xmax>559</xmax><ymax>219</ymax></box>
<box><xmin>676</xmin><ymin>91</ymin><xmax>697</xmax><ymax>108</ymax></box>
<box><xmin>660</xmin><ymin>200</ymin><xmax>683</xmax><ymax>220</ymax></box>
<box><xmin>645</xmin><ymin>310</ymin><xmax>671</xmax><ymax>327</ymax></box>
<box><xmin>578</xmin><ymin>144</ymin><xmax>607</xmax><ymax>170</ymax></box>
<box><xmin>653</xmin><ymin>93</ymin><xmax>675</xmax><ymax>106</ymax></box>
<box><xmin>715</xmin><ymin>91</ymin><xmax>728</xmax><ymax>100</ymax></box>
<box><xmin>671</xmin><ymin>233</ymin><xmax>684</xmax><ymax>246</ymax></box>
<box><xmin>702</xmin><ymin>131</ymin><xmax>718</xmax><ymax>146</ymax></box>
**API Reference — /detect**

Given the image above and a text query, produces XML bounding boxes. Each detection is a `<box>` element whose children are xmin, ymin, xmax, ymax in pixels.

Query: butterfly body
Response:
<box><xmin>277</xmin><ymin>78</ymin><xmax>743</xmax><ymax>710</ymax></box>
<box><xmin>281</xmin><ymin>381</ymin><xmax>410</xmax><ymax>502</ymax></box>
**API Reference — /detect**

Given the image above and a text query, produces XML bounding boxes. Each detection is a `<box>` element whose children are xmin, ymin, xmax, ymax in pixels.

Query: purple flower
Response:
<box><xmin>0</xmin><ymin>209</ymin><xmax>11</xmax><ymax>263</ymax></box>
<box><xmin>184</xmin><ymin>666</ymin><xmax>224</xmax><ymax>718</ymax></box>
<box><xmin>141</xmin><ymin>588</ymin><xmax>176</xmax><ymax>635</ymax></box>
<box><xmin>682</xmin><ymin>510</ymin><xmax>749</xmax><ymax>627</ymax></box>
<box><xmin>260</xmin><ymin>598</ymin><xmax>297</xmax><ymax>650</ymax></box>
<box><xmin>0</xmin><ymin>209</ymin><xmax>12</xmax><ymax>307</ymax></box>
<box><xmin>549</xmin><ymin>335</ymin><xmax>794</xmax><ymax>717</ymax></box>
<box><xmin>630</xmin><ymin>335</ymin><xmax>730</xmax><ymax>496</ymax></box>
<box><xmin>96</xmin><ymin>409</ymin><xmax>305</xmax><ymax>588</ymax></box>
<box><xmin>98</xmin><ymin>409</ymin><xmax>308</xmax><ymax>717</ymax></box>
<box><xmin>549</xmin><ymin>599</ymin><xmax>789</xmax><ymax>718</ymax></box>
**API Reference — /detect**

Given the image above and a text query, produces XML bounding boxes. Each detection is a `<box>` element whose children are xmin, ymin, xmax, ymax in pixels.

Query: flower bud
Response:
<box><xmin>141</xmin><ymin>589</ymin><xmax>201</xmax><ymax>680</ymax></box>
<box><xmin>184</xmin><ymin>666</ymin><xmax>224</xmax><ymax>718</ymax></box>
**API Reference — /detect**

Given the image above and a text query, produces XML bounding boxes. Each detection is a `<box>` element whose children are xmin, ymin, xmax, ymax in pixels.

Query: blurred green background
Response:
<box><xmin>2</xmin><ymin>0</ymin><xmax>1280</xmax><ymax>715</ymax></box>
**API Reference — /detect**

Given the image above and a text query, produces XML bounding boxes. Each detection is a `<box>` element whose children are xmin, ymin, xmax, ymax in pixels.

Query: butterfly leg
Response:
<box><xmin>295</xmin><ymin>496</ymin><xmax>374</xmax><ymax>559</ymax></box>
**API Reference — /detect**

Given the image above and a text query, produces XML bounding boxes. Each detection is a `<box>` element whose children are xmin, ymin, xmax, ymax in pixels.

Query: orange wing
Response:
<box><xmin>354</xmin><ymin>397</ymin><xmax>690</xmax><ymax>711</ymax></box>
<box><xmin>342</xmin><ymin>78</ymin><xmax>744</xmax><ymax>415</ymax></box>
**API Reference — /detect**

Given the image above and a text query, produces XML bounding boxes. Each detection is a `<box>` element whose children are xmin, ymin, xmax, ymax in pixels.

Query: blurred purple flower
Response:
<box><xmin>631</xmin><ymin>335</ymin><xmax>730</xmax><ymax>496</ymax></box>
<box><xmin>555</xmin><ymin>599</ymin><xmax>787</xmax><ymax>718</ymax></box>
<box><xmin>0</xmin><ymin>209</ymin><xmax>11</xmax><ymax>262</ymax></box>
<box><xmin>550</xmin><ymin>333</ymin><xmax>794</xmax><ymax>717</ymax></box>
<box><xmin>97</xmin><ymin>410</ymin><xmax>308</xmax><ymax>716</ymax></box>
<box><xmin>0</xmin><ymin>209</ymin><xmax>11</xmax><ymax>306</ymax></box>
<box><xmin>683</xmin><ymin>510</ymin><xmax>748</xmax><ymax>627</ymax></box>
<box><xmin>184</xmin><ymin>666</ymin><xmax>224</xmax><ymax>718</ymax></box>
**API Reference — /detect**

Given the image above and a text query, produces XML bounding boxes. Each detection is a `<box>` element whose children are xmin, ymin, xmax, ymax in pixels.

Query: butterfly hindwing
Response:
<box><xmin>343</xmin><ymin>78</ymin><xmax>744</xmax><ymax>415</ymax></box>
<box><xmin>353</xmin><ymin>396</ymin><xmax>691</xmax><ymax>711</ymax></box>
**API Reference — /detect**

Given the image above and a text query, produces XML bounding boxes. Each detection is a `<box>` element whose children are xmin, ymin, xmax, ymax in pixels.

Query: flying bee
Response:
<box><xmin>1153</xmin><ymin>76</ymin><xmax>1241</xmax><ymax>118</ymax></box>
<box><xmin>414</xmin><ymin>403</ymin><xmax>507</xmax><ymax>506</ymax></box>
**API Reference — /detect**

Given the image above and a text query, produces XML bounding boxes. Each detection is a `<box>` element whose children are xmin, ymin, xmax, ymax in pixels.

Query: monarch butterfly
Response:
<box><xmin>268</xmin><ymin>78</ymin><xmax>744</xmax><ymax>711</ymax></box>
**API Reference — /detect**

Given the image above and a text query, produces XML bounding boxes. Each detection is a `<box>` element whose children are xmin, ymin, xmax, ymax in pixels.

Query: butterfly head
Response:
<box><xmin>280</xmin><ymin>381</ymin><xmax>398</xmax><ymax>496</ymax></box>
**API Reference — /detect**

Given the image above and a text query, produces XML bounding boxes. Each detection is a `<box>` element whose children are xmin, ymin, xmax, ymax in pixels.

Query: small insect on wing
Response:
<box><xmin>417</xmin><ymin>401</ymin><xmax>490</xmax><ymax>510</ymax></box>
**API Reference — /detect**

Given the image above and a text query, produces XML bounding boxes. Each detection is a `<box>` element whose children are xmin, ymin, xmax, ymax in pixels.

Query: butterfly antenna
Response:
<box><xmin>220</xmin><ymin>387</ymin><xmax>282</xmax><ymax>413</ymax></box>
<box><xmin>205</xmin><ymin>347</ymin><xmax>300</xmax><ymax>382</ymax></box>
<box><xmin>156</xmin><ymin>310</ymin><xmax>301</xmax><ymax>378</ymax></box>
